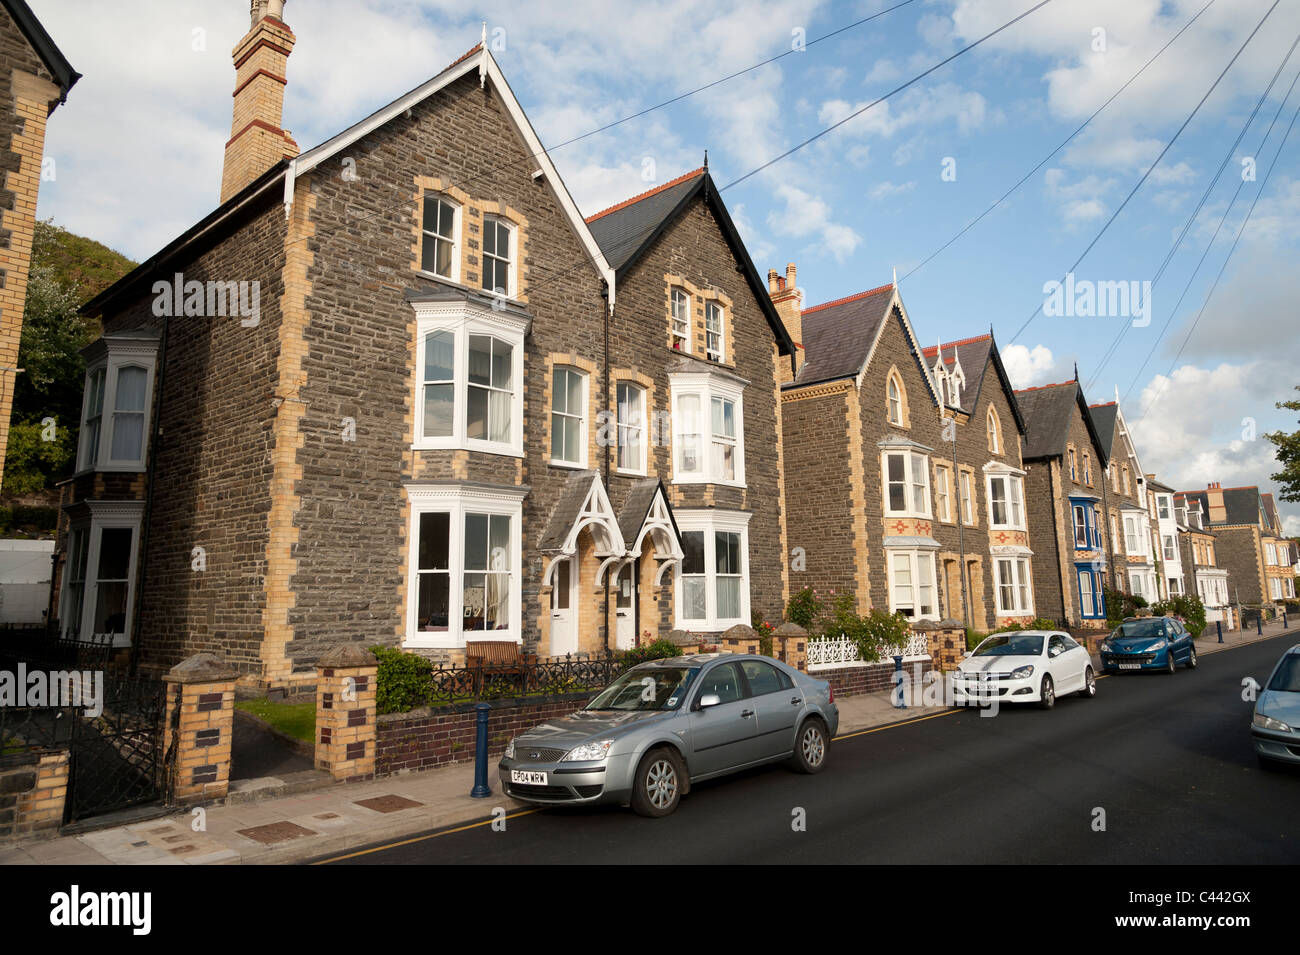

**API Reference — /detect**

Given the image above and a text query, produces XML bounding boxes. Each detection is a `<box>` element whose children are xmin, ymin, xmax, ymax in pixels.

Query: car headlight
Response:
<box><xmin>1254</xmin><ymin>712</ymin><xmax>1292</xmax><ymax>733</ymax></box>
<box><xmin>503</xmin><ymin>738</ymin><xmax>516</xmax><ymax>759</ymax></box>
<box><xmin>562</xmin><ymin>739</ymin><xmax>614</xmax><ymax>762</ymax></box>
<box><xmin>1010</xmin><ymin>665</ymin><xmax>1034</xmax><ymax>680</ymax></box>
<box><xmin>1151</xmin><ymin>640</ymin><xmax>1167</xmax><ymax>650</ymax></box>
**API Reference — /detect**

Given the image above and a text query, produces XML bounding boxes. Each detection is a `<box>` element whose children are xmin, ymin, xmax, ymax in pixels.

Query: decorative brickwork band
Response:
<box><xmin>315</xmin><ymin>645</ymin><xmax>377</xmax><ymax>781</ymax></box>
<box><xmin>163</xmin><ymin>653</ymin><xmax>239</xmax><ymax>805</ymax></box>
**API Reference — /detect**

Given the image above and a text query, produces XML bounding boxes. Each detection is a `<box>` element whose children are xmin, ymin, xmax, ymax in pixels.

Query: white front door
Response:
<box><xmin>550</xmin><ymin>557</ymin><xmax>577</xmax><ymax>657</ymax></box>
<box><xmin>615</xmin><ymin>559</ymin><xmax>637</xmax><ymax>650</ymax></box>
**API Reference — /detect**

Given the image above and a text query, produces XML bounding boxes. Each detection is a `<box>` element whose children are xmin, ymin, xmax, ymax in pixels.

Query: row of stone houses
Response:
<box><xmin>42</xmin><ymin>4</ymin><xmax>1295</xmax><ymax>691</ymax></box>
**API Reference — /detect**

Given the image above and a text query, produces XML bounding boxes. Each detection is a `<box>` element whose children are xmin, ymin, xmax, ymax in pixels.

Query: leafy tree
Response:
<box><xmin>1265</xmin><ymin>385</ymin><xmax>1300</xmax><ymax>503</ymax></box>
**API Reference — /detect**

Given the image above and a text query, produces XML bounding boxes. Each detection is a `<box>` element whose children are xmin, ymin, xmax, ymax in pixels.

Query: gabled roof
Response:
<box><xmin>1013</xmin><ymin>380</ymin><xmax>1108</xmax><ymax>465</ymax></box>
<box><xmin>583</xmin><ymin>168</ymin><xmax>794</xmax><ymax>356</ymax></box>
<box><xmin>1262</xmin><ymin>492</ymin><xmax>1282</xmax><ymax>533</ymax></box>
<box><xmin>84</xmin><ymin>44</ymin><xmax>613</xmax><ymax>317</ymax></box>
<box><xmin>585</xmin><ymin>168</ymin><xmax>704</xmax><ymax>271</ymax></box>
<box><xmin>1</xmin><ymin>0</ymin><xmax>79</xmax><ymax>102</ymax></box>
<box><xmin>791</xmin><ymin>283</ymin><xmax>895</xmax><ymax>386</ymax></box>
<box><xmin>1087</xmin><ymin>402</ymin><xmax>1119</xmax><ymax>457</ymax></box>
<box><xmin>921</xmin><ymin>332</ymin><xmax>1026</xmax><ymax>433</ymax></box>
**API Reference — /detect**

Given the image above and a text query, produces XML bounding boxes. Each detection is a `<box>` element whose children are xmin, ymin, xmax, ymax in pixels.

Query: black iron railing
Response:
<box><xmin>418</xmin><ymin>651</ymin><xmax>627</xmax><ymax>707</ymax></box>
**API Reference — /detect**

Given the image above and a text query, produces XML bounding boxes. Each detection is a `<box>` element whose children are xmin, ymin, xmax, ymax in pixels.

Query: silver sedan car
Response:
<box><xmin>498</xmin><ymin>653</ymin><xmax>839</xmax><ymax>817</ymax></box>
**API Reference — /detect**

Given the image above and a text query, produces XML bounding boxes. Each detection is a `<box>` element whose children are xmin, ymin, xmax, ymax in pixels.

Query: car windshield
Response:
<box><xmin>1112</xmin><ymin>619</ymin><xmax>1165</xmax><ymax>639</ymax></box>
<box><xmin>584</xmin><ymin>666</ymin><xmax>699</xmax><ymax>712</ymax></box>
<box><xmin>973</xmin><ymin>633</ymin><xmax>1043</xmax><ymax>657</ymax></box>
<box><xmin>1267</xmin><ymin>655</ymin><xmax>1300</xmax><ymax>693</ymax></box>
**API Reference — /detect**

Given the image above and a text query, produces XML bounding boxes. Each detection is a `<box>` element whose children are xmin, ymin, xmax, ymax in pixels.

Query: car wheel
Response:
<box><xmin>1165</xmin><ymin>650</ymin><xmax>1177</xmax><ymax>674</ymax></box>
<box><xmin>1186</xmin><ymin>645</ymin><xmax>1198</xmax><ymax>669</ymax></box>
<box><xmin>1038</xmin><ymin>674</ymin><xmax>1055</xmax><ymax>709</ymax></box>
<box><xmin>1076</xmin><ymin>666</ymin><xmax>1096</xmax><ymax>698</ymax></box>
<box><xmin>790</xmin><ymin>718</ymin><xmax>829</xmax><ymax>774</ymax></box>
<box><xmin>630</xmin><ymin>748</ymin><xmax>684</xmax><ymax>818</ymax></box>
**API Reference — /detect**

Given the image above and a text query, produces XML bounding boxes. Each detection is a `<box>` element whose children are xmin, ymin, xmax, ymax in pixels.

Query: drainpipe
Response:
<box><xmin>952</xmin><ymin>408</ymin><xmax>969</xmax><ymax>631</ymax></box>
<box><xmin>602</xmin><ymin>281</ymin><xmax>611</xmax><ymax>655</ymax></box>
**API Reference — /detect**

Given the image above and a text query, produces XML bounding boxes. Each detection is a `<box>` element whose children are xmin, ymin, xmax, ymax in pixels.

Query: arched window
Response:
<box><xmin>887</xmin><ymin>371</ymin><xmax>906</xmax><ymax>426</ymax></box>
<box><xmin>986</xmin><ymin>407</ymin><xmax>1001</xmax><ymax>454</ymax></box>
<box><xmin>1082</xmin><ymin>452</ymin><xmax>1092</xmax><ymax>485</ymax></box>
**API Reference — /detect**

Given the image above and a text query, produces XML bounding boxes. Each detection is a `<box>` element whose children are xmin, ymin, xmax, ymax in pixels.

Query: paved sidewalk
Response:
<box><xmin>3</xmin><ymin>620</ymin><xmax>1292</xmax><ymax>867</ymax></box>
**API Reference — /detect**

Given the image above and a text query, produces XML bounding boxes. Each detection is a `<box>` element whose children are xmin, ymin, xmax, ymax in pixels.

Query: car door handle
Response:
<box><xmin>741</xmin><ymin>709</ymin><xmax>754</xmax><ymax>718</ymax></box>
<box><xmin>790</xmin><ymin>697</ymin><xmax>803</xmax><ymax>706</ymax></box>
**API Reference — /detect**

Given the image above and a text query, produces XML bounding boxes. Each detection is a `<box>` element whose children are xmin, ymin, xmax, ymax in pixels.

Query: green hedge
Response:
<box><xmin>370</xmin><ymin>645</ymin><xmax>434</xmax><ymax>715</ymax></box>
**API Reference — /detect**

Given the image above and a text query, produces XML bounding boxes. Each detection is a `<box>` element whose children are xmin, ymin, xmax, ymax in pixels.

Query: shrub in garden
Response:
<box><xmin>370</xmin><ymin>645</ymin><xmax>433</xmax><ymax>714</ymax></box>
<box><xmin>1151</xmin><ymin>593</ymin><xmax>1208</xmax><ymax>638</ymax></box>
<box><xmin>621</xmin><ymin>639</ymin><xmax>683</xmax><ymax>666</ymax></box>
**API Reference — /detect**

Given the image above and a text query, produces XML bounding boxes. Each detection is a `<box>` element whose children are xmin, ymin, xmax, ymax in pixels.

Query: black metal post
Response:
<box><xmin>470</xmin><ymin>702</ymin><xmax>491</xmax><ymax>798</ymax></box>
<box><xmin>1216</xmin><ymin>620</ymin><xmax>1223</xmax><ymax>644</ymax></box>
<box><xmin>892</xmin><ymin>654</ymin><xmax>906</xmax><ymax>709</ymax></box>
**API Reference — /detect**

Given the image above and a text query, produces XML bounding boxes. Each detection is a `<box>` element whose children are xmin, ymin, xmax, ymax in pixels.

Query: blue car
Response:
<box><xmin>1252</xmin><ymin>644</ymin><xmax>1300</xmax><ymax>769</ymax></box>
<box><xmin>1100</xmin><ymin>616</ymin><xmax>1198</xmax><ymax>674</ymax></box>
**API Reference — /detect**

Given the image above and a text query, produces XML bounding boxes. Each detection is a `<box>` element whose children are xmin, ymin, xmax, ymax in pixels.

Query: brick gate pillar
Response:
<box><xmin>163</xmin><ymin>653</ymin><xmax>239</xmax><ymax>805</ymax></box>
<box><xmin>315</xmin><ymin>646</ymin><xmax>377</xmax><ymax>782</ymax></box>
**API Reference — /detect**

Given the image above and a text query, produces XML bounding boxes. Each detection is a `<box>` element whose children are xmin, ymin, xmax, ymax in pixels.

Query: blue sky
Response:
<box><xmin>30</xmin><ymin>0</ymin><xmax>1300</xmax><ymax>532</ymax></box>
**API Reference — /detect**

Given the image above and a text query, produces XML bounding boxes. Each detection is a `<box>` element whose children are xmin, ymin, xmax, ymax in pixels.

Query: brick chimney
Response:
<box><xmin>1206</xmin><ymin>482</ymin><xmax>1226</xmax><ymax>524</ymax></box>
<box><xmin>768</xmin><ymin>262</ymin><xmax>802</xmax><ymax>383</ymax></box>
<box><xmin>220</xmin><ymin>0</ymin><xmax>299</xmax><ymax>203</ymax></box>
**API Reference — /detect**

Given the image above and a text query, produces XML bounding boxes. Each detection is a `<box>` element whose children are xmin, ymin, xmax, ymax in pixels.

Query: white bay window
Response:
<box><xmin>985</xmin><ymin>467</ymin><xmax>1026</xmax><ymax>530</ymax></box>
<box><xmin>60</xmin><ymin>501</ymin><xmax>143</xmax><ymax>646</ymax></box>
<box><xmin>675</xmin><ymin>510</ymin><xmax>750</xmax><ymax>631</ymax></box>
<box><xmin>882</xmin><ymin>445</ymin><xmax>931</xmax><ymax>518</ymax></box>
<box><xmin>887</xmin><ymin>549</ymin><xmax>937</xmax><ymax>620</ymax></box>
<box><xmin>670</xmin><ymin>372</ymin><xmax>745</xmax><ymax>486</ymax></box>
<box><xmin>994</xmin><ymin>556</ymin><xmax>1033</xmax><ymax>616</ymax></box>
<box><xmin>405</xmin><ymin>483</ymin><xmax>526</xmax><ymax>649</ymax></box>
<box><xmin>77</xmin><ymin>335</ymin><xmax>158</xmax><ymax>473</ymax></box>
<box><xmin>412</xmin><ymin>295</ymin><xmax>527</xmax><ymax>456</ymax></box>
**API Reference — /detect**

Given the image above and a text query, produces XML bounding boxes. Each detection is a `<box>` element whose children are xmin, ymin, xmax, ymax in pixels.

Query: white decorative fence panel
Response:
<box><xmin>806</xmin><ymin>633</ymin><xmax>930</xmax><ymax>671</ymax></box>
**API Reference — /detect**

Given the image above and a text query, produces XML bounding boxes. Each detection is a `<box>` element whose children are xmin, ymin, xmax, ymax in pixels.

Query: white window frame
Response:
<box><xmin>1163</xmin><ymin>535</ymin><xmax>1177</xmax><ymax>561</ymax></box>
<box><xmin>412</xmin><ymin>298</ymin><xmax>527</xmax><ymax>457</ymax></box>
<box><xmin>549</xmin><ymin>365</ymin><xmax>588</xmax><ymax>469</ymax></box>
<box><xmin>986</xmin><ymin>408</ymin><xmax>1000</xmax><ymax>454</ymax></box>
<box><xmin>419</xmin><ymin>193</ymin><xmax>460</xmax><ymax>282</ymax></box>
<box><xmin>76</xmin><ymin>338</ymin><xmax>158</xmax><ymax>474</ymax></box>
<box><xmin>994</xmin><ymin>556</ymin><xmax>1033</xmax><ymax>617</ymax></box>
<box><xmin>1124</xmin><ymin>514</ymin><xmax>1142</xmax><ymax>555</ymax></box>
<box><xmin>935</xmin><ymin>465</ymin><xmax>953</xmax><ymax>523</ymax></box>
<box><xmin>985</xmin><ymin>469</ymin><xmax>1026</xmax><ymax>531</ymax></box>
<box><xmin>887</xmin><ymin>374</ymin><xmax>904</xmax><ymax>426</ymax></box>
<box><xmin>886</xmin><ymin>549</ymin><xmax>938</xmax><ymax>621</ymax></box>
<box><xmin>704</xmin><ymin>301</ymin><xmax>725</xmax><ymax>362</ymax></box>
<box><xmin>674</xmin><ymin>510</ymin><xmax>751</xmax><ymax>631</ymax></box>
<box><xmin>616</xmin><ymin>381</ymin><xmax>646</xmax><ymax>476</ymax></box>
<box><xmin>60</xmin><ymin>501</ymin><xmax>143</xmax><ymax>648</ymax></box>
<box><xmin>882</xmin><ymin>447</ymin><xmax>931</xmax><ymax>519</ymax></box>
<box><xmin>404</xmin><ymin>483</ymin><xmax>526</xmax><ymax>650</ymax></box>
<box><xmin>669</xmin><ymin>372</ymin><xmax>745</xmax><ymax>487</ymax></box>
<box><xmin>481</xmin><ymin>215</ymin><xmax>516</xmax><ymax>299</ymax></box>
<box><xmin>959</xmin><ymin>469</ymin><xmax>975</xmax><ymax>525</ymax></box>
<box><xmin>670</xmin><ymin>288</ymin><xmax>692</xmax><ymax>353</ymax></box>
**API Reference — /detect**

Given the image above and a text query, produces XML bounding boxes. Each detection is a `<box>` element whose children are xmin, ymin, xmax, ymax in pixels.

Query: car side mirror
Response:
<box><xmin>698</xmin><ymin>693</ymin><xmax>721</xmax><ymax>709</ymax></box>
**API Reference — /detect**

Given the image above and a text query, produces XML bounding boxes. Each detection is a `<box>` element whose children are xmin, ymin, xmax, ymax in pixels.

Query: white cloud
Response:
<box><xmin>868</xmin><ymin>180</ymin><xmax>915</xmax><ymax>200</ymax></box>
<box><xmin>767</xmin><ymin>183</ymin><xmax>862</xmax><ymax>261</ymax></box>
<box><xmin>1002</xmin><ymin>343</ymin><xmax>1059</xmax><ymax>388</ymax></box>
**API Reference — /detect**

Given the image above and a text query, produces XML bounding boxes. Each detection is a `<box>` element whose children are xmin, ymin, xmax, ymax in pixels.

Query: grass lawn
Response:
<box><xmin>235</xmin><ymin>698</ymin><xmax>316</xmax><ymax>744</ymax></box>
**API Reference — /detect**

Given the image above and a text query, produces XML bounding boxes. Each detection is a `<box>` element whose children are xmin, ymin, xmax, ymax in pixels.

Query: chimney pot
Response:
<box><xmin>786</xmin><ymin>262</ymin><xmax>797</xmax><ymax>287</ymax></box>
<box><xmin>767</xmin><ymin>268</ymin><xmax>779</xmax><ymax>293</ymax></box>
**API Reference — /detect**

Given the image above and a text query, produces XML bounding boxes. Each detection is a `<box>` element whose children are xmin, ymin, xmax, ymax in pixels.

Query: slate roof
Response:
<box><xmin>1147</xmin><ymin>476</ymin><xmax>1175</xmax><ymax>494</ymax></box>
<box><xmin>1087</xmin><ymin>402</ymin><xmax>1119</xmax><ymax>458</ymax></box>
<box><xmin>1014</xmin><ymin>380</ymin><xmax>1107</xmax><ymax>464</ymax></box>
<box><xmin>538</xmin><ymin>470</ymin><xmax>601</xmax><ymax>553</ymax></box>
<box><xmin>616</xmin><ymin>478</ymin><xmax>679</xmax><ymax>549</ymax></box>
<box><xmin>1262</xmin><ymin>492</ymin><xmax>1281</xmax><ymax>533</ymax></box>
<box><xmin>1175</xmin><ymin>486</ymin><xmax>1268</xmax><ymax>527</ymax></box>
<box><xmin>920</xmin><ymin>333</ymin><xmax>1026</xmax><ymax>432</ymax></box>
<box><xmin>1</xmin><ymin>0</ymin><xmax>79</xmax><ymax>101</ymax></box>
<box><xmin>583</xmin><ymin>168</ymin><xmax>794</xmax><ymax>355</ymax></box>
<box><xmin>585</xmin><ymin>169</ymin><xmax>704</xmax><ymax>272</ymax></box>
<box><xmin>790</xmin><ymin>284</ymin><xmax>896</xmax><ymax>387</ymax></box>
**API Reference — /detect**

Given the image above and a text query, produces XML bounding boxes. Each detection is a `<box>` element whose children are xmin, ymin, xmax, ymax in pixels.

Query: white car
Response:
<box><xmin>953</xmin><ymin>630</ymin><xmax>1096</xmax><ymax>709</ymax></box>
